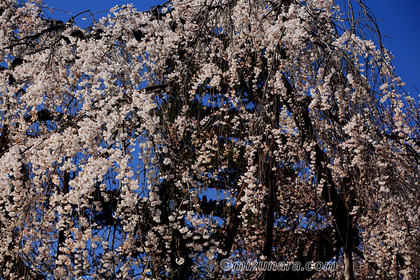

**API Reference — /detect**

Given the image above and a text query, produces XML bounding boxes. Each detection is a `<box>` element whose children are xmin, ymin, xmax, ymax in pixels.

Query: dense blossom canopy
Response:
<box><xmin>0</xmin><ymin>0</ymin><xmax>419</xmax><ymax>279</ymax></box>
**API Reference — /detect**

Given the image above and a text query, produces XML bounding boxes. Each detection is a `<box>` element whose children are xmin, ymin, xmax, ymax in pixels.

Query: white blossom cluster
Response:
<box><xmin>0</xmin><ymin>0</ymin><xmax>419</xmax><ymax>279</ymax></box>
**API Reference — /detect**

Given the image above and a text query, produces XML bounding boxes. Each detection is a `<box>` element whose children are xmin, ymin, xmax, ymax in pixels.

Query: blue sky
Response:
<box><xmin>43</xmin><ymin>0</ymin><xmax>420</xmax><ymax>96</ymax></box>
<box><xmin>368</xmin><ymin>0</ymin><xmax>420</xmax><ymax>95</ymax></box>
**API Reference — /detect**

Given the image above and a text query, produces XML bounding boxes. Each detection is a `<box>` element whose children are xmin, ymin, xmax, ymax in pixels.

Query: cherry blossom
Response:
<box><xmin>0</xmin><ymin>0</ymin><xmax>419</xmax><ymax>279</ymax></box>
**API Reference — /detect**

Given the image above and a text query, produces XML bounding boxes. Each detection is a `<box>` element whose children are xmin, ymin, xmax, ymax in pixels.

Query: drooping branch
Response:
<box><xmin>261</xmin><ymin>74</ymin><xmax>357</xmax><ymax>280</ymax></box>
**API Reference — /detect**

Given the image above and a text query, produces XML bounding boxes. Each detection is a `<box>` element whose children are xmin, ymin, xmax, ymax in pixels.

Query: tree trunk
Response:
<box><xmin>344</xmin><ymin>248</ymin><xmax>355</xmax><ymax>280</ymax></box>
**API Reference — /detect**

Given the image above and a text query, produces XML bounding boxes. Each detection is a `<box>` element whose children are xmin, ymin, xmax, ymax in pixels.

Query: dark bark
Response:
<box><xmin>214</xmin><ymin>183</ymin><xmax>246</xmax><ymax>278</ymax></box>
<box><xmin>57</xmin><ymin>171</ymin><xmax>70</xmax><ymax>259</ymax></box>
<box><xmin>263</xmin><ymin>157</ymin><xmax>276</xmax><ymax>262</ymax></box>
